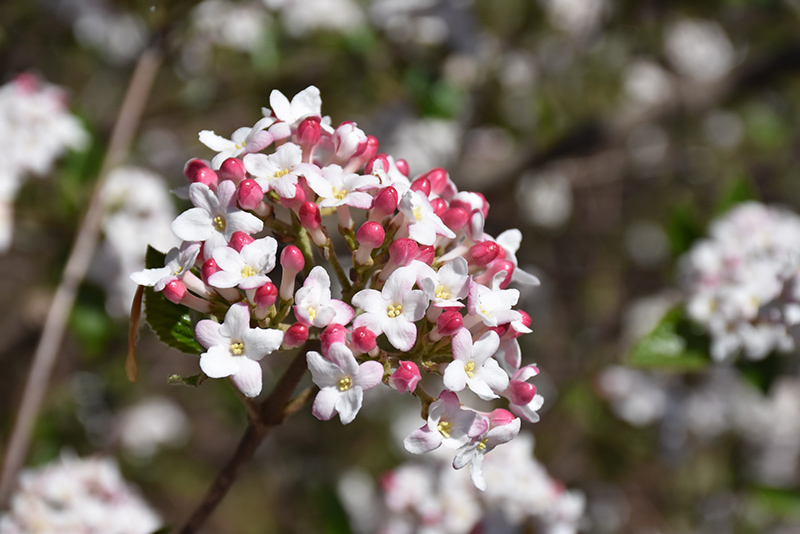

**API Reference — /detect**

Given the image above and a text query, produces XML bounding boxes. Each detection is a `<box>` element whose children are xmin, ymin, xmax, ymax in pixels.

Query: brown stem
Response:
<box><xmin>0</xmin><ymin>47</ymin><xmax>162</xmax><ymax>506</ymax></box>
<box><xmin>177</xmin><ymin>345</ymin><xmax>315</xmax><ymax>534</ymax></box>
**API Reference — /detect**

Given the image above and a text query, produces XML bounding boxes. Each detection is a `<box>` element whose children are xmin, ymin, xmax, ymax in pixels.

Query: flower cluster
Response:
<box><xmin>680</xmin><ymin>202</ymin><xmax>800</xmax><ymax>361</ymax></box>
<box><xmin>0</xmin><ymin>73</ymin><xmax>89</xmax><ymax>251</ymax></box>
<box><xmin>375</xmin><ymin>432</ymin><xmax>585</xmax><ymax>534</ymax></box>
<box><xmin>0</xmin><ymin>454</ymin><xmax>161</xmax><ymax>534</ymax></box>
<box><xmin>132</xmin><ymin>86</ymin><xmax>542</xmax><ymax>488</ymax></box>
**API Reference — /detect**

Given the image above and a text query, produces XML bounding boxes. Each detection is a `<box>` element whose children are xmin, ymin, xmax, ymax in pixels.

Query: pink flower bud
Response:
<box><xmin>467</xmin><ymin>241</ymin><xmax>500</xmax><ymax>266</ymax></box>
<box><xmin>193</xmin><ymin>167</ymin><xmax>219</xmax><ymax>188</ymax></box>
<box><xmin>365</xmin><ymin>154</ymin><xmax>389</xmax><ymax>175</ymax></box>
<box><xmin>356</xmin><ymin>221</ymin><xmax>385</xmax><ymax>249</ymax></box>
<box><xmin>283</xmin><ymin>323</ymin><xmax>309</xmax><ymax>348</ymax></box>
<box><xmin>430</xmin><ymin>198</ymin><xmax>447</xmax><ymax>216</ymax></box>
<box><xmin>184</xmin><ymin>158</ymin><xmax>208</xmax><ymax>182</ymax></box>
<box><xmin>424</xmin><ymin>168</ymin><xmax>449</xmax><ymax>195</ymax></box>
<box><xmin>409</xmin><ymin>177</ymin><xmax>431</xmax><ymax>197</ymax></box>
<box><xmin>507</xmin><ymin>381</ymin><xmax>537</xmax><ymax>405</ymax></box>
<box><xmin>488</xmin><ymin>408</ymin><xmax>517</xmax><ymax>427</ymax></box>
<box><xmin>298</xmin><ymin>116</ymin><xmax>322</xmax><ymax>147</ymax></box>
<box><xmin>389</xmin><ymin>238</ymin><xmax>419</xmax><ymax>267</ymax></box>
<box><xmin>237</xmin><ymin>179</ymin><xmax>264</xmax><ymax>211</ymax></box>
<box><xmin>201</xmin><ymin>258</ymin><xmax>221</xmax><ymax>285</ymax></box>
<box><xmin>389</xmin><ymin>361</ymin><xmax>421</xmax><ymax>393</ymax></box>
<box><xmin>254</xmin><ymin>282</ymin><xmax>278</xmax><ymax>308</ymax></box>
<box><xmin>395</xmin><ymin>158</ymin><xmax>410</xmax><ymax>177</ymax></box>
<box><xmin>440</xmin><ymin>207</ymin><xmax>470</xmax><ymax>232</ymax></box>
<box><xmin>280</xmin><ymin>183</ymin><xmax>307</xmax><ymax>210</ymax></box>
<box><xmin>280</xmin><ymin>245</ymin><xmax>305</xmax><ymax>273</ymax></box>
<box><xmin>512</xmin><ymin>310</ymin><xmax>532</xmax><ymax>338</ymax></box>
<box><xmin>163</xmin><ymin>280</ymin><xmax>187</xmax><ymax>304</ymax></box>
<box><xmin>416</xmin><ymin>245</ymin><xmax>435</xmax><ymax>266</ymax></box>
<box><xmin>475</xmin><ymin>192</ymin><xmax>489</xmax><ymax>217</ymax></box>
<box><xmin>351</xmin><ymin>326</ymin><xmax>377</xmax><ymax>354</ymax></box>
<box><xmin>360</xmin><ymin>136</ymin><xmax>380</xmax><ymax>163</ymax></box>
<box><xmin>299</xmin><ymin>201</ymin><xmax>321</xmax><ymax>230</ymax></box>
<box><xmin>371</xmin><ymin>186</ymin><xmax>399</xmax><ymax>216</ymax></box>
<box><xmin>481</xmin><ymin>259</ymin><xmax>514</xmax><ymax>289</ymax></box>
<box><xmin>436</xmin><ymin>310</ymin><xmax>463</xmax><ymax>337</ymax></box>
<box><xmin>229</xmin><ymin>231</ymin><xmax>254</xmax><ymax>252</ymax></box>
<box><xmin>489</xmin><ymin>324</ymin><xmax>510</xmax><ymax>338</ymax></box>
<box><xmin>320</xmin><ymin>324</ymin><xmax>349</xmax><ymax>357</ymax></box>
<box><xmin>219</xmin><ymin>157</ymin><xmax>246</xmax><ymax>184</ymax></box>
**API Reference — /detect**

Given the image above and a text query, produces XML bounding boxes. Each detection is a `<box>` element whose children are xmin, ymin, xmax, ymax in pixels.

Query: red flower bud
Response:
<box><xmin>298</xmin><ymin>116</ymin><xmax>321</xmax><ymax>147</ymax></box>
<box><xmin>299</xmin><ymin>201</ymin><xmax>321</xmax><ymax>230</ymax></box>
<box><xmin>351</xmin><ymin>326</ymin><xmax>377</xmax><ymax>354</ymax></box>
<box><xmin>219</xmin><ymin>157</ymin><xmax>246</xmax><ymax>184</ymax></box>
<box><xmin>467</xmin><ymin>241</ymin><xmax>500</xmax><ymax>266</ymax></box>
<box><xmin>395</xmin><ymin>158</ymin><xmax>410</xmax><ymax>177</ymax></box>
<box><xmin>424</xmin><ymin>168</ymin><xmax>449</xmax><ymax>195</ymax></box>
<box><xmin>253</xmin><ymin>282</ymin><xmax>278</xmax><ymax>308</ymax></box>
<box><xmin>372</xmin><ymin>186</ymin><xmax>399</xmax><ymax>215</ymax></box>
<box><xmin>237</xmin><ymin>179</ymin><xmax>264</xmax><ymax>211</ymax></box>
<box><xmin>409</xmin><ymin>177</ymin><xmax>431</xmax><ymax>197</ymax></box>
<box><xmin>280</xmin><ymin>183</ymin><xmax>307</xmax><ymax>210</ymax></box>
<box><xmin>201</xmin><ymin>258</ymin><xmax>220</xmax><ymax>285</ymax></box>
<box><xmin>356</xmin><ymin>221</ymin><xmax>385</xmax><ymax>249</ymax></box>
<box><xmin>365</xmin><ymin>153</ymin><xmax>389</xmax><ymax>175</ymax></box>
<box><xmin>360</xmin><ymin>136</ymin><xmax>380</xmax><ymax>163</ymax></box>
<box><xmin>163</xmin><ymin>280</ymin><xmax>187</xmax><ymax>304</ymax></box>
<box><xmin>440</xmin><ymin>207</ymin><xmax>470</xmax><ymax>232</ymax></box>
<box><xmin>430</xmin><ymin>197</ymin><xmax>447</xmax><ymax>216</ymax></box>
<box><xmin>488</xmin><ymin>408</ymin><xmax>517</xmax><ymax>427</ymax></box>
<box><xmin>193</xmin><ymin>167</ymin><xmax>219</xmax><ymax>188</ymax></box>
<box><xmin>389</xmin><ymin>361</ymin><xmax>421</xmax><ymax>393</ymax></box>
<box><xmin>507</xmin><ymin>381</ymin><xmax>537</xmax><ymax>405</ymax></box>
<box><xmin>321</xmin><ymin>324</ymin><xmax>349</xmax><ymax>357</ymax></box>
<box><xmin>436</xmin><ymin>310</ymin><xmax>463</xmax><ymax>337</ymax></box>
<box><xmin>389</xmin><ymin>238</ymin><xmax>419</xmax><ymax>267</ymax></box>
<box><xmin>183</xmin><ymin>158</ymin><xmax>208</xmax><ymax>182</ymax></box>
<box><xmin>416</xmin><ymin>245</ymin><xmax>435</xmax><ymax>266</ymax></box>
<box><xmin>280</xmin><ymin>245</ymin><xmax>305</xmax><ymax>274</ymax></box>
<box><xmin>229</xmin><ymin>231</ymin><xmax>254</xmax><ymax>252</ymax></box>
<box><xmin>484</xmin><ymin>259</ymin><xmax>515</xmax><ymax>289</ymax></box>
<box><xmin>283</xmin><ymin>323</ymin><xmax>309</xmax><ymax>348</ymax></box>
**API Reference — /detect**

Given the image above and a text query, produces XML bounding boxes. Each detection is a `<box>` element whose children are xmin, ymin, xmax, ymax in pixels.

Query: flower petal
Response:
<box><xmin>231</xmin><ymin>357</ymin><xmax>263</xmax><ymax>397</ymax></box>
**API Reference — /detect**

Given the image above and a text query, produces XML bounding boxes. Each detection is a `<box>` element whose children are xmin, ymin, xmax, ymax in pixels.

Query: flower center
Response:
<box><xmin>437</xmin><ymin>420</ymin><xmax>452</xmax><ymax>439</ymax></box>
<box><xmin>435</xmin><ymin>285</ymin><xmax>450</xmax><ymax>300</ymax></box>
<box><xmin>332</xmin><ymin>186</ymin><xmax>347</xmax><ymax>200</ymax></box>
<box><xmin>477</xmin><ymin>439</ymin><xmax>488</xmax><ymax>451</ymax></box>
<box><xmin>307</xmin><ymin>307</ymin><xmax>317</xmax><ymax>321</ymax></box>
<box><xmin>387</xmin><ymin>304</ymin><xmax>403</xmax><ymax>318</ymax></box>
<box><xmin>412</xmin><ymin>206</ymin><xmax>423</xmax><ymax>222</ymax></box>
<box><xmin>173</xmin><ymin>266</ymin><xmax>184</xmax><ymax>276</ymax></box>
<box><xmin>213</xmin><ymin>215</ymin><xmax>226</xmax><ymax>231</ymax></box>
<box><xmin>230</xmin><ymin>342</ymin><xmax>244</xmax><ymax>355</ymax></box>
<box><xmin>464</xmin><ymin>361</ymin><xmax>475</xmax><ymax>378</ymax></box>
<box><xmin>273</xmin><ymin>168</ymin><xmax>290</xmax><ymax>180</ymax></box>
<box><xmin>479</xmin><ymin>304</ymin><xmax>493</xmax><ymax>318</ymax></box>
<box><xmin>338</xmin><ymin>376</ymin><xmax>352</xmax><ymax>391</ymax></box>
<box><xmin>241</xmin><ymin>265</ymin><xmax>257</xmax><ymax>278</ymax></box>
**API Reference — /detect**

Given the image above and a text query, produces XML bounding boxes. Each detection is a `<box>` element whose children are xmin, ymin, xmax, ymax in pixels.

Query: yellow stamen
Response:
<box><xmin>230</xmin><ymin>342</ymin><xmax>244</xmax><ymax>355</ymax></box>
<box><xmin>241</xmin><ymin>265</ymin><xmax>257</xmax><ymax>278</ymax></box>
<box><xmin>332</xmin><ymin>186</ymin><xmax>347</xmax><ymax>200</ymax></box>
<box><xmin>437</xmin><ymin>420</ymin><xmax>452</xmax><ymax>439</ymax></box>
<box><xmin>412</xmin><ymin>206</ymin><xmax>423</xmax><ymax>222</ymax></box>
<box><xmin>477</xmin><ymin>439</ymin><xmax>488</xmax><ymax>451</ymax></box>
<box><xmin>464</xmin><ymin>361</ymin><xmax>475</xmax><ymax>378</ymax></box>
<box><xmin>213</xmin><ymin>215</ymin><xmax>226</xmax><ymax>231</ymax></box>
<box><xmin>173</xmin><ymin>266</ymin><xmax>183</xmax><ymax>275</ymax></box>
<box><xmin>273</xmin><ymin>168</ymin><xmax>290</xmax><ymax>179</ymax></box>
<box><xmin>435</xmin><ymin>285</ymin><xmax>450</xmax><ymax>300</ymax></box>
<box><xmin>338</xmin><ymin>376</ymin><xmax>352</xmax><ymax>391</ymax></box>
<box><xmin>387</xmin><ymin>304</ymin><xmax>403</xmax><ymax>318</ymax></box>
<box><xmin>307</xmin><ymin>307</ymin><xmax>317</xmax><ymax>321</ymax></box>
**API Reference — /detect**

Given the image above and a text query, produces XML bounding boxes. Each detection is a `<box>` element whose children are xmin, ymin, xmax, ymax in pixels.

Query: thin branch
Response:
<box><xmin>0</xmin><ymin>47</ymin><xmax>162</xmax><ymax>506</ymax></box>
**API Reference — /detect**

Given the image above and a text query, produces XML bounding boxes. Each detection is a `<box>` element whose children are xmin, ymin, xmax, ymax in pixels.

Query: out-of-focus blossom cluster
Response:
<box><xmin>92</xmin><ymin>167</ymin><xmax>178</xmax><ymax>316</ymax></box>
<box><xmin>373</xmin><ymin>432</ymin><xmax>585</xmax><ymax>534</ymax></box>
<box><xmin>0</xmin><ymin>74</ymin><xmax>89</xmax><ymax>252</ymax></box>
<box><xmin>131</xmin><ymin>85</ymin><xmax>544</xmax><ymax>489</ymax></box>
<box><xmin>680</xmin><ymin>202</ymin><xmax>800</xmax><ymax>361</ymax></box>
<box><xmin>599</xmin><ymin>366</ymin><xmax>800</xmax><ymax>487</ymax></box>
<box><xmin>0</xmin><ymin>454</ymin><xmax>161</xmax><ymax>534</ymax></box>
<box><xmin>116</xmin><ymin>397</ymin><xmax>190</xmax><ymax>460</ymax></box>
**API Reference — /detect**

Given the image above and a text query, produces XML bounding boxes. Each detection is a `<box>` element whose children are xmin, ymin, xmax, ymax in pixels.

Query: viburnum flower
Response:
<box><xmin>293</xmin><ymin>266</ymin><xmax>355</xmax><ymax>328</ymax></box>
<box><xmin>199</xmin><ymin>116</ymin><xmax>275</xmax><ymax>169</ymax></box>
<box><xmin>443</xmin><ymin>329</ymin><xmax>509</xmax><ymax>400</ymax></box>
<box><xmin>415</xmin><ymin>256</ymin><xmax>470</xmax><ymax>308</ymax></box>
<box><xmin>130</xmin><ymin>242</ymin><xmax>200</xmax><ymax>291</ymax></box>
<box><xmin>243</xmin><ymin>142</ymin><xmax>303</xmax><ymax>199</ymax></box>
<box><xmin>195</xmin><ymin>302</ymin><xmax>284</xmax><ymax>397</ymax></box>
<box><xmin>404</xmin><ymin>391</ymin><xmax>489</xmax><ymax>454</ymax></box>
<box><xmin>398</xmin><ymin>190</ymin><xmax>455</xmax><ymax>246</ymax></box>
<box><xmin>351</xmin><ymin>265</ymin><xmax>429</xmax><ymax>351</ymax></box>
<box><xmin>494</xmin><ymin>229</ymin><xmax>541</xmax><ymax>286</ymax></box>
<box><xmin>301</xmin><ymin>163</ymin><xmax>379</xmax><ymax>209</ymax></box>
<box><xmin>171</xmin><ymin>181</ymin><xmax>263</xmax><ymax>255</ymax></box>
<box><xmin>453</xmin><ymin>409</ymin><xmax>521</xmax><ymax>491</ymax></box>
<box><xmin>504</xmin><ymin>365</ymin><xmax>544</xmax><ymax>423</ymax></box>
<box><xmin>266</xmin><ymin>86</ymin><xmax>324</xmax><ymax>140</ymax></box>
<box><xmin>468</xmin><ymin>271</ymin><xmax>522</xmax><ymax>327</ymax></box>
<box><xmin>207</xmin><ymin>236</ymin><xmax>278</xmax><ymax>290</ymax></box>
<box><xmin>306</xmin><ymin>343</ymin><xmax>383</xmax><ymax>424</ymax></box>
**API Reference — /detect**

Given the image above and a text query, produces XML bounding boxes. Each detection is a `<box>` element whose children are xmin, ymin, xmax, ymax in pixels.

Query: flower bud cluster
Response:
<box><xmin>0</xmin><ymin>454</ymin><xmax>161</xmax><ymax>534</ymax></box>
<box><xmin>680</xmin><ymin>202</ymin><xmax>800</xmax><ymax>361</ymax></box>
<box><xmin>131</xmin><ymin>86</ymin><xmax>543</xmax><ymax>489</ymax></box>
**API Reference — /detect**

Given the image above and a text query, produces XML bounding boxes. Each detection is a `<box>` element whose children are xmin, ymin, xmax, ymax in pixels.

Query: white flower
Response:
<box><xmin>398</xmin><ymin>190</ymin><xmax>455</xmax><ymax>246</ymax></box>
<box><xmin>293</xmin><ymin>266</ymin><xmax>355</xmax><ymax>327</ymax></box>
<box><xmin>351</xmin><ymin>265</ymin><xmax>429</xmax><ymax>351</ymax></box>
<box><xmin>306</xmin><ymin>343</ymin><xmax>383</xmax><ymax>424</ymax></box>
<box><xmin>453</xmin><ymin>416</ymin><xmax>521</xmax><ymax>491</ymax></box>
<box><xmin>403</xmin><ymin>391</ymin><xmax>489</xmax><ymax>454</ymax></box>
<box><xmin>443</xmin><ymin>329</ymin><xmax>509</xmax><ymax>400</ymax></box>
<box><xmin>243</xmin><ymin>142</ymin><xmax>302</xmax><ymax>199</ymax></box>
<box><xmin>264</xmin><ymin>85</ymin><xmax>323</xmax><ymax>140</ymax></box>
<box><xmin>302</xmin><ymin>163</ymin><xmax>379</xmax><ymax>209</ymax></box>
<box><xmin>171</xmin><ymin>181</ymin><xmax>263</xmax><ymax>255</ymax></box>
<box><xmin>198</xmin><ymin>115</ymin><xmax>274</xmax><ymax>169</ymax></box>
<box><xmin>130</xmin><ymin>242</ymin><xmax>201</xmax><ymax>291</ymax></box>
<box><xmin>494</xmin><ymin>229</ymin><xmax>541</xmax><ymax>286</ymax></box>
<box><xmin>208</xmin><ymin>236</ymin><xmax>278</xmax><ymax>290</ymax></box>
<box><xmin>415</xmin><ymin>257</ymin><xmax>470</xmax><ymax>308</ymax></box>
<box><xmin>467</xmin><ymin>271</ymin><xmax>522</xmax><ymax>327</ymax></box>
<box><xmin>195</xmin><ymin>302</ymin><xmax>284</xmax><ymax>397</ymax></box>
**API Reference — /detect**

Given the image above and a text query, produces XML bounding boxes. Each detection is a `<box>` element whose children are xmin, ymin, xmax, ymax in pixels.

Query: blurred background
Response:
<box><xmin>2</xmin><ymin>0</ymin><xmax>800</xmax><ymax>532</ymax></box>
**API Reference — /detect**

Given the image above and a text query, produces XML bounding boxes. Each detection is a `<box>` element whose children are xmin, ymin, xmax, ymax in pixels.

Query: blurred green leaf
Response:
<box><xmin>627</xmin><ymin>307</ymin><xmax>710</xmax><ymax>371</ymax></box>
<box><xmin>715</xmin><ymin>173</ymin><xmax>760</xmax><ymax>215</ymax></box>
<box><xmin>666</xmin><ymin>203</ymin><xmax>703</xmax><ymax>256</ymax></box>
<box><xmin>142</xmin><ymin>246</ymin><xmax>203</xmax><ymax>355</ymax></box>
<box><xmin>749</xmin><ymin>486</ymin><xmax>800</xmax><ymax>519</ymax></box>
<box><xmin>167</xmin><ymin>373</ymin><xmax>207</xmax><ymax>387</ymax></box>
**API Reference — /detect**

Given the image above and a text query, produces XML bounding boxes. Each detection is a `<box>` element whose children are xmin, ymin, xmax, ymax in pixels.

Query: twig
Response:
<box><xmin>177</xmin><ymin>345</ymin><xmax>315</xmax><ymax>534</ymax></box>
<box><xmin>0</xmin><ymin>47</ymin><xmax>162</xmax><ymax>505</ymax></box>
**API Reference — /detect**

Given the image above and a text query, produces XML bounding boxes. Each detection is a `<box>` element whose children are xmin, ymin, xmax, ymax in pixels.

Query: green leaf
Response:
<box><xmin>714</xmin><ymin>173</ymin><xmax>760</xmax><ymax>216</ymax></box>
<box><xmin>142</xmin><ymin>246</ymin><xmax>204</xmax><ymax>355</ymax></box>
<box><xmin>627</xmin><ymin>307</ymin><xmax>710</xmax><ymax>371</ymax></box>
<box><xmin>167</xmin><ymin>373</ymin><xmax>207</xmax><ymax>387</ymax></box>
<box><xmin>749</xmin><ymin>486</ymin><xmax>800</xmax><ymax>519</ymax></box>
<box><xmin>666</xmin><ymin>203</ymin><xmax>703</xmax><ymax>256</ymax></box>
